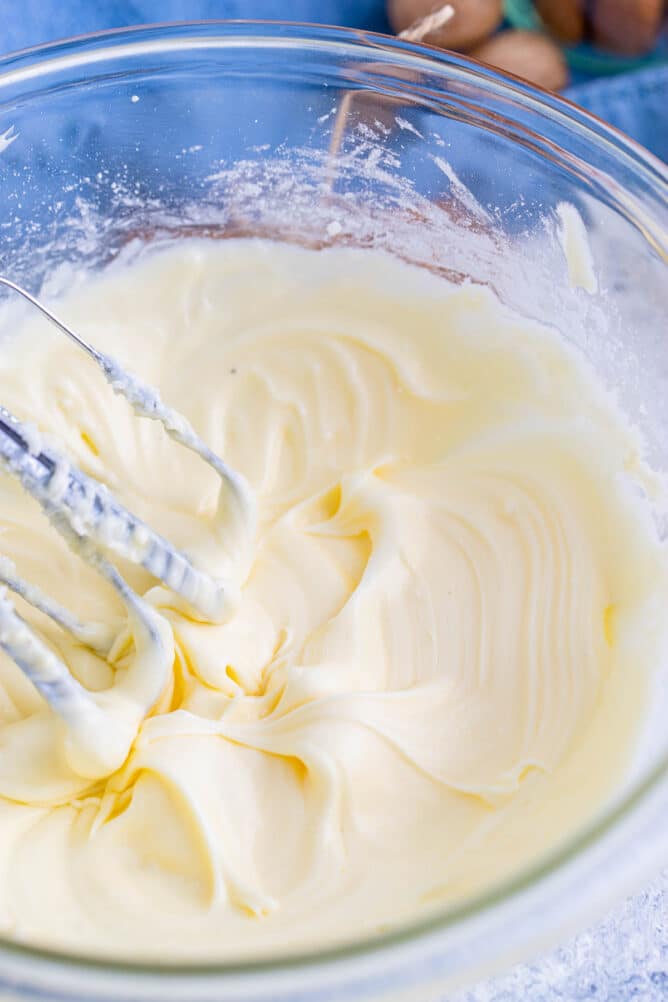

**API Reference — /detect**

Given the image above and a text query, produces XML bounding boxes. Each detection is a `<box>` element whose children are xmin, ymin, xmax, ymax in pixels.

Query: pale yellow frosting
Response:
<box><xmin>0</xmin><ymin>239</ymin><xmax>664</xmax><ymax>960</ymax></box>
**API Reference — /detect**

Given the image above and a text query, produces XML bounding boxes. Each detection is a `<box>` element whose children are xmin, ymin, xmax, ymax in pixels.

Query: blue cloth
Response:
<box><xmin>0</xmin><ymin>0</ymin><xmax>392</xmax><ymax>55</ymax></box>
<box><xmin>566</xmin><ymin>66</ymin><xmax>668</xmax><ymax>163</ymax></box>
<box><xmin>0</xmin><ymin>0</ymin><xmax>665</xmax><ymax>160</ymax></box>
<box><xmin>0</xmin><ymin>0</ymin><xmax>664</xmax><ymax>160</ymax></box>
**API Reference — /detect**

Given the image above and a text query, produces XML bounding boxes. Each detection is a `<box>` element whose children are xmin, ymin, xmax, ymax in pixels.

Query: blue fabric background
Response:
<box><xmin>0</xmin><ymin>0</ymin><xmax>665</xmax><ymax>160</ymax></box>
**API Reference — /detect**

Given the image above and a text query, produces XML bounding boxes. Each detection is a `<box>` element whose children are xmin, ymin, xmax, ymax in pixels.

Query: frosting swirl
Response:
<box><xmin>0</xmin><ymin>239</ymin><xmax>664</xmax><ymax>959</ymax></box>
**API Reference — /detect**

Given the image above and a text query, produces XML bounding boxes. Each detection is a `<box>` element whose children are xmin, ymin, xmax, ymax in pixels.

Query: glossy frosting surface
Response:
<box><xmin>0</xmin><ymin>239</ymin><xmax>664</xmax><ymax>959</ymax></box>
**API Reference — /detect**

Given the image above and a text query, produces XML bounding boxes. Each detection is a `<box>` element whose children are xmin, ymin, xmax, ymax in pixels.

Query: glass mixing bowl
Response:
<box><xmin>0</xmin><ymin>19</ymin><xmax>666</xmax><ymax>1002</ymax></box>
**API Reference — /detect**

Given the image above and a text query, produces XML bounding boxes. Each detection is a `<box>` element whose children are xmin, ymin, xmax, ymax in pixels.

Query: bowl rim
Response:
<box><xmin>0</xmin><ymin>17</ymin><xmax>666</xmax><ymax>983</ymax></box>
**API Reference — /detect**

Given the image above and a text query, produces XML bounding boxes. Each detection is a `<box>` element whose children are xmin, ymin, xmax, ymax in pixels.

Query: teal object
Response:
<box><xmin>504</xmin><ymin>0</ymin><xmax>668</xmax><ymax>78</ymax></box>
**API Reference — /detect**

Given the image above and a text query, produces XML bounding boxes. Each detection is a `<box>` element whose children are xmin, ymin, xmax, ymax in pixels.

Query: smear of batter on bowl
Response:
<box><xmin>0</xmin><ymin>238</ymin><xmax>665</xmax><ymax>959</ymax></box>
<box><xmin>557</xmin><ymin>201</ymin><xmax>598</xmax><ymax>294</ymax></box>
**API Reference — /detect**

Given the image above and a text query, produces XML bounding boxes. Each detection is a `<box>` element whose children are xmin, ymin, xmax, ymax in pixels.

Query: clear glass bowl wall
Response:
<box><xmin>0</xmin><ymin>20</ymin><xmax>666</xmax><ymax>1002</ymax></box>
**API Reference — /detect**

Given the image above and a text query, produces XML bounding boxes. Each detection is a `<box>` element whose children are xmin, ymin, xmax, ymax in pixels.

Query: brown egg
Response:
<box><xmin>592</xmin><ymin>0</ymin><xmax>664</xmax><ymax>56</ymax></box>
<box><xmin>535</xmin><ymin>0</ymin><xmax>585</xmax><ymax>44</ymax></box>
<box><xmin>387</xmin><ymin>0</ymin><xmax>504</xmax><ymax>51</ymax></box>
<box><xmin>471</xmin><ymin>30</ymin><xmax>570</xmax><ymax>91</ymax></box>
